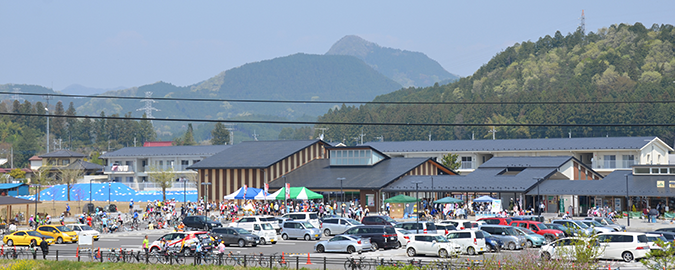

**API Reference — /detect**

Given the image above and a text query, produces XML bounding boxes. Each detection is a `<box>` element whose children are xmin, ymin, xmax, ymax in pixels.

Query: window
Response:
<box><xmin>62</xmin><ymin>159</ymin><xmax>70</xmax><ymax>165</ymax></box>
<box><xmin>329</xmin><ymin>149</ymin><xmax>384</xmax><ymax>166</ymax></box>
<box><xmin>622</xmin><ymin>155</ymin><xmax>635</xmax><ymax>168</ymax></box>
<box><xmin>461</xmin><ymin>156</ymin><xmax>473</xmax><ymax>169</ymax></box>
<box><xmin>603</xmin><ymin>155</ymin><xmax>616</xmax><ymax>169</ymax></box>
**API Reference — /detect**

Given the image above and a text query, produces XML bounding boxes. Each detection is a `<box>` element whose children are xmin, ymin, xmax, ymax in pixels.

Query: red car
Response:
<box><xmin>477</xmin><ymin>217</ymin><xmax>512</xmax><ymax>226</ymax></box>
<box><xmin>509</xmin><ymin>220</ymin><xmax>565</xmax><ymax>242</ymax></box>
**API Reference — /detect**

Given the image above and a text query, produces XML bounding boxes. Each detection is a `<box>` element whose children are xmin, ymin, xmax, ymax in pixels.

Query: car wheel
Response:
<box><xmin>7</xmin><ymin>239</ymin><xmax>13</xmax><ymax>246</ymax></box>
<box><xmin>545</xmin><ymin>235</ymin><xmax>555</xmax><ymax>243</ymax></box>
<box><xmin>282</xmin><ymin>234</ymin><xmax>289</xmax><ymax>240</ymax></box>
<box><xmin>316</xmin><ymin>244</ymin><xmax>325</xmax><ymax>253</ymax></box>
<box><xmin>407</xmin><ymin>247</ymin><xmax>416</xmax><ymax>257</ymax></box>
<box><xmin>467</xmin><ymin>246</ymin><xmax>476</xmax><ymax>255</ymax></box>
<box><xmin>57</xmin><ymin>237</ymin><xmax>64</xmax><ymax>244</ymax></box>
<box><xmin>541</xmin><ymin>251</ymin><xmax>551</xmax><ymax>260</ymax></box>
<box><xmin>526</xmin><ymin>240</ymin><xmax>533</xmax><ymax>248</ymax></box>
<box><xmin>396</xmin><ymin>241</ymin><xmax>402</xmax><ymax>249</ymax></box>
<box><xmin>304</xmin><ymin>234</ymin><xmax>311</xmax><ymax>241</ymax></box>
<box><xmin>371</xmin><ymin>242</ymin><xmax>379</xmax><ymax>251</ymax></box>
<box><xmin>323</xmin><ymin>229</ymin><xmax>331</xmax><ymax>237</ymax></box>
<box><xmin>439</xmin><ymin>249</ymin><xmax>448</xmax><ymax>258</ymax></box>
<box><xmin>622</xmin><ymin>251</ymin><xmax>634</xmax><ymax>262</ymax></box>
<box><xmin>347</xmin><ymin>245</ymin><xmax>356</xmax><ymax>254</ymax></box>
<box><xmin>260</xmin><ymin>238</ymin><xmax>267</xmax><ymax>245</ymax></box>
<box><xmin>150</xmin><ymin>247</ymin><xmax>159</xmax><ymax>254</ymax></box>
<box><xmin>508</xmin><ymin>242</ymin><xmax>516</xmax><ymax>250</ymax></box>
<box><xmin>238</xmin><ymin>239</ymin><xmax>246</xmax><ymax>247</ymax></box>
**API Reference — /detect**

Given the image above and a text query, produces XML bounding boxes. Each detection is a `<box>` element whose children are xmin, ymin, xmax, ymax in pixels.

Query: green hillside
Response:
<box><xmin>326</xmin><ymin>35</ymin><xmax>459</xmax><ymax>87</ymax></box>
<box><xmin>316</xmin><ymin>23</ymin><xmax>675</xmax><ymax>144</ymax></box>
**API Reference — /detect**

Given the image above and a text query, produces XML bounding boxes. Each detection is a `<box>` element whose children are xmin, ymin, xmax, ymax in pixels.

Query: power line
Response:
<box><xmin>3</xmin><ymin>91</ymin><xmax>675</xmax><ymax>106</ymax></box>
<box><xmin>2</xmin><ymin>111</ymin><xmax>675</xmax><ymax>127</ymax></box>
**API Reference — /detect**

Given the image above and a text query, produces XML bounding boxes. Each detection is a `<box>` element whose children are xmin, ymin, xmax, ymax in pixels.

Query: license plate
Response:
<box><xmin>314</xmin><ymin>234</ymin><xmax>319</xmax><ymax>237</ymax></box>
<box><xmin>390</xmin><ymin>237</ymin><xmax>395</xmax><ymax>240</ymax></box>
<box><xmin>479</xmin><ymin>248</ymin><xmax>484</xmax><ymax>251</ymax></box>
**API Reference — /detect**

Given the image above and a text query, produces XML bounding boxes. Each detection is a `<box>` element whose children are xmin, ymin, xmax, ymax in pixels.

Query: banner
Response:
<box><xmin>285</xmin><ymin>183</ymin><xmax>290</xmax><ymax>200</ymax></box>
<box><xmin>243</xmin><ymin>185</ymin><xmax>248</xmax><ymax>199</ymax></box>
<box><xmin>264</xmin><ymin>183</ymin><xmax>269</xmax><ymax>199</ymax></box>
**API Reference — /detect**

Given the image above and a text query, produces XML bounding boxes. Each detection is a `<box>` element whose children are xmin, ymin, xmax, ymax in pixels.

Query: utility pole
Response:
<box><xmin>315</xmin><ymin>128</ymin><xmax>328</xmax><ymax>140</ymax></box>
<box><xmin>45</xmin><ymin>94</ymin><xmax>52</xmax><ymax>153</ymax></box>
<box><xmin>358</xmin><ymin>129</ymin><xmax>366</xmax><ymax>145</ymax></box>
<box><xmin>225</xmin><ymin>124</ymin><xmax>235</xmax><ymax>145</ymax></box>
<box><xmin>489</xmin><ymin>127</ymin><xmax>497</xmax><ymax>140</ymax></box>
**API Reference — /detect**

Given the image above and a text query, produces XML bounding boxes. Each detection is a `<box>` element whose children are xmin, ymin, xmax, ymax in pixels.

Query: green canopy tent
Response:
<box><xmin>270</xmin><ymin>187</ymin><xmax>323</xmax><ymax>200</ymax></box>
<box><xmin>384</xmin><ymin>194</ymin><xmax>419</xmax><ymax>203</ymax></box>
<box><xmin>433</xmin><ymin>196</ymin><xmax>463</xmax><ymax>204</ymax></box>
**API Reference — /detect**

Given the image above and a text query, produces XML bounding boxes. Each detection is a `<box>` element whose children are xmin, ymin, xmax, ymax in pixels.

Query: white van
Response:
<box><xmin>281</xmin><ymin>212</ymin><xmax>320</xmax><ymax>228</ymax></box>
<box><xmin>595</xmin><ymin>232</ymin><xmax>650</xmax><ymax>262</ymax></box>
<box><xmin>249</xmin><ymin>222</ymin><xmax>278</xmax><ymax>245</ymax></box>
<box><xmin>446</xmin><ymin>230</ymin><xmax>486</xmax><ymax>255</ymax></box>
<box><xmin>229</xmin><ymin>216</ymin><xmax>281</xmax><ymax>234</ymax></box>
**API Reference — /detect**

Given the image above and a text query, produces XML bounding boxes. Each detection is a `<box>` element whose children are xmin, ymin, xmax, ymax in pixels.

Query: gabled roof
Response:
<box><xmin>189</xmin><ymin>140</ymin><xmax>328</xmax><ymax>169</ymax></box>
<box><xmin>100</xmin><ymin>145</ymin><xmax>230</xmax><ymax>158</ymax></box>
<box><xmin>364</xmin><ymin>136</ymin><xmax>664</xmax><ymax>153</ymax></box>
<box><xmin>39</xmin><ymin>150</ymin><xmax>86</xmax><ymax>158</ymax></box>
<box><xmin>65</xmin><ymin>160</ymin><xmax>104</xmax><ymax>171</ymax></box>
<box><xmin>268</xmin><ymin>157</ymin><xmax>441</xmax><ymax>189</ymax></box>
<box><xmin>29</xmin><ymin>156</ymin><xmax>42</xmax><ymax>161</ymax></box>
<box><xmin>528</xmin><ymin>170</ymin><xmax>675</xmax><ymax>197</ymax></box>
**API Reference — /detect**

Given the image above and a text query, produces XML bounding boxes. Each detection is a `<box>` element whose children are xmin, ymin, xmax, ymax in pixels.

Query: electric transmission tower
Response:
<box><xmin>11</xmin><ymin>88</ymin><xmax>24</xmax><ymax>102</ymax></box>
<box><xmin>580</xmin><ymin>10</ymin><xmax>585</xmax><ymax>34</ymax></box>
<box><xmin>137</xmin><ymin>91</ymin><xmax>160</xmax><ymax>124</ymax></box>
<box><xmin>225</xmin><ymin>124</ymin><xmax>236</xmax><ymax>145</ymax></box>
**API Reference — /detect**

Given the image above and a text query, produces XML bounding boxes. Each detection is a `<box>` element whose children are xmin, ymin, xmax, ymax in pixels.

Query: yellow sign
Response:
<box><xmin>670</xmin><ymin>181</ymin><xmax>675</xmax><ymax>188</ymax></box>
<box><xmin>657</xmin><ymin>181</ymin><xmax>665</xmax><ymax>188</ymax></box>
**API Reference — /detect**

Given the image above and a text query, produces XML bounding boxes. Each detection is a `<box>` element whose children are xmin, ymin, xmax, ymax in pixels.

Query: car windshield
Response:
<box><xmin>232</xmin><ymin>228</ymin><xmax>250</xmax><ymax>234</ymax></box>
<box><xmin>309</xmin><ymin>214</ymin><xmax>319</xmax><ymax>219</ymax></box>
<box><xmin>56</xmin><ymin>226</ymin><xmax>72</xmax><ymax>232</ymax></box>
<box><xmin>261</xmin><ymin>223</ymin><xmax>274</xmax><ymax>230</ymax></box>
<box><xmin>603</xmin><ymin>218</ymin><xmax>616</xmax><ymax>225</ymax></box>
<box><xmin>589</xmin><ymin>221</ymin><xmax>604</xmax><ymax>227</ymax></box>
<box><xmin>205</xmin><ymin>217</ymin><xmax>216</xmax><ymax>223</ymax></box>
<box><xmin>302</xmin><ymin>222</ymin><xmax>315</xmax><ymax>228</ymax></box>
<box><xmin>27</xmin><ymin>231</ymin><xmax>43</xmax><ymax>237</ymax></box>
<box><xmin>574</xmin><ymin>221</ymin><xmax>589</xmax><ymax>228</ymax></box>
<box><xmin>383</xmin><ymin>216</ymin><xmax>396</xmax><ymax>223</ymax></box>
<box><xmin>482</xmin><ymin>231</ymin><xmax>492</xmax><ymax>237</ymax></box>
<box><xmin>346</xmin><ymin>219</ymin><xmax>362</xmax><ymax>225</ymax></box>
<box><xmin>433</xmin><ymin>235</ymin><xmax>448</xmax><ymax>242</ymax></box>
<box><xmin>504</xmin><ymin>227</ymin><xmax>518</xmax><ymax>235</ymax></box>
<box><xmin>519</xmin><ymin>228</ymin><xmax>536</xmax><ymax>235</ymax></box>
<box><xmin>263</xmin><ymin>217</ymin><xmax>276</xmax><ymax>222</ymax></box>
<box><xmin>536</xmin><ymin>223</ymin><xmax>548</xmax><ymax>230</ymax></box>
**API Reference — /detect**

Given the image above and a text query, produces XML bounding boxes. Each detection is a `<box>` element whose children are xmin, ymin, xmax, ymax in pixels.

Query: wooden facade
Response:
<box><xmin>198</xmin><ymin>142</ymin><xmax>328</xmax><ymax>202</ymax></box>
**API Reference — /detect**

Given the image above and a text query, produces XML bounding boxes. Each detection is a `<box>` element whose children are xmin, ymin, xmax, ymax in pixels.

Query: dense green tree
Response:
<box><xmin>440</xmin><ymin>153</ymin><xmax>461</xmax><ymax>173</ymax></box>
<box><xmin>51</xmin><ymin>101</ymin><xmax>65</xmax><ymax>140</ymax></box>
<box><xmin>211</xmin><ymin>122</ymin><xmax>230</xmax><ymax>145</ymax></box>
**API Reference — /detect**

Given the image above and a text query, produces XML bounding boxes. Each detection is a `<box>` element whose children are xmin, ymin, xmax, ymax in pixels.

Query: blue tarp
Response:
<box><xmin>15</xmin><ymin>183</ymin><xmax>198</xmax><ymax>202</ymax></box>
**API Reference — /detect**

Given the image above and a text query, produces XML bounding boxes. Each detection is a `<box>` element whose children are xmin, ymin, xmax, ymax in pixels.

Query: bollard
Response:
<box><xmin>323</xmin><ymin>256</ymin><xmax>326</xmax><ymax>270</ymax></box>
<box><xmin>270</xmin><ymin>255</ymin><xmax>274</xmax><ymax>270</ymax></box>
<box><xmin>244</xmin><ymin>255</ymin><xmax>247</xmax><ymax>267</ymax></box>
<box><xmin>145</xmin><ymin>251</ymin><xmax>149</xmax><ymax>264</ymax></box>
<box><xmin>296</xmin><ymin>256</ymin><xmax>299</xmax><ymax>270</ymax></box>
<box><xmin>56</xmin><ymin>250</ymin><xmax>59</xmax><ymax>261</ymax></box>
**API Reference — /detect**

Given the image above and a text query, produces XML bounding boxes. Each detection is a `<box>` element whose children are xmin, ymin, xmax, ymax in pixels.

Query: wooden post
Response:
<box><xmin>26</xmin><ymin>204</ymin><xmax>29</xmax><ymax>225</ymax></box>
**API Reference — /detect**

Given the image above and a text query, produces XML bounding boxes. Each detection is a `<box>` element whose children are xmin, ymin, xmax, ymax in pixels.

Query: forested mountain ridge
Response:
<box><xmin>316</xmin><ymin>23</ymin><xmax>675</xmax><ymax>145</ymax></box>
<box><xmin>326</xmin><ymin>35</ymin><xmax>459</xmax><ymax>87</ymax></box>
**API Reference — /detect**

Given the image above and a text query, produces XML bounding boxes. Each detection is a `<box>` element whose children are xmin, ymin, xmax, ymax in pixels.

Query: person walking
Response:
<box><xmin>39</xmin><ymin>237</ymin><xmax>49</xmax><ymax>259</ymax></box>
<box><xmin>142</xmin><ymin>235</ymin><xmax>149</xmax><ymax>253</ymax></box>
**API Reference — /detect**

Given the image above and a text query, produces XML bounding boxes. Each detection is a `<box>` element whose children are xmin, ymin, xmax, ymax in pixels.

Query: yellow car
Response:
<box><xmin>36</xmin><ymin>225</ymin><xmax>78</xmax><ymax>244</ymax></box>
<box><xmin>3</xmin><ymin>230</ymin><xmax>54</xmax><ymax>246</ymax></box>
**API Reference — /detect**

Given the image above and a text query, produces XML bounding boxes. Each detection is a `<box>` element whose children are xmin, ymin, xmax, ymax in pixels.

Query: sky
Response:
<box><xmin>1</xmin><ymin>1</ymin><xmax>674</xmax><ymax>92</ymax></box>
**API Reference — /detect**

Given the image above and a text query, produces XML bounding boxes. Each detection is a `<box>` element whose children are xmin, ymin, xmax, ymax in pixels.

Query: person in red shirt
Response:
<box><xmin>86</xmin><ymin>215</ymin><xmax>93</xmax><ymax>227</ymax></box>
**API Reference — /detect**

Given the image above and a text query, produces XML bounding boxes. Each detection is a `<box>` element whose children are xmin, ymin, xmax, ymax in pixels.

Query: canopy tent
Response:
<box><xmin>269</xmin><ymin>187</ymin><xmax>323</xmax><ymax>200</ymax></box>
<box><xmin>473</xmin><ymin>195</ymin><xmax>497</xmax><ymax>203</ymax></box>
<box><xmin>384</xmin><ymin>194</ymin><xmax>419</xmax><ymax>203</ymax></box>
<box><xmin>433</xmin><ymin>196</ymin><xmax>463</xmax><ymax>204</ymax></box>
<box><xmin>223</xmin><ymin>187</ymin><xmax>265</xmax><ymax>200</ymax></box>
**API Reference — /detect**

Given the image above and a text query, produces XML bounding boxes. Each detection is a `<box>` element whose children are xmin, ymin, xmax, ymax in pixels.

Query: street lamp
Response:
<box><xmin>337</xmin><ymin>178</ymin><xmax>345</xmax><ymax>217</ymax></box>
<box><xmin>533</xmin><ymin>177</ymin><xmax>543</xmax><ymax>217</ymax></box>
<box><xmin>45</xmin><ymin>107</ymin><xmax>49</xmax><ymax>153</ymax></box>
<box><xmin>181</xmin><ymin>177</ymin><xmax>188</xmax><ymax>205</ymax></box>
<box><xmin>411</xmin><ymin>180</ymin><xmax>423</xmax><ymax>233</ymax></box>
<box><xmin>625</xmin><ymin>174</ymin><xmax>630</xmax><ymax>227</ymax></box>
<box><xmin>108</xmin><ymin>181</ymin><xmax>111</xmax><ymax>205</ymax></box>
<box><xmin>89</xmin><ymin>179</ymin><xmax>93</xmax><ymax>213</ymax></box>
<box><xmin>34</xmin><ymin>184</ymin><xmax>40</xmax><ymax>228</ymax></box>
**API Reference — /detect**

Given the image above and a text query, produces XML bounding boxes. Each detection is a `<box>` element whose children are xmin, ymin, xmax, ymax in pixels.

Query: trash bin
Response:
<box><xmin>106</xmin><ymin>204</ymin><xmax>118</xmax><ymax>213</ymax></box>
<box><xmin>83</xmin><ymin>203</ymin><xmax>95</xmax><ymax>213</ymax></box>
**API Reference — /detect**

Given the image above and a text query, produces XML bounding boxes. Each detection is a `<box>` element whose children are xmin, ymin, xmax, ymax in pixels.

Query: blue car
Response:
<box><xmin>481</xmin><ymin>231</ymin><xmax>503</xmax><ymax>252</ymax></box>
<box><xmin>513</xmin><ymin>227</ymin><xmax>546</xmax><ymax>248</ymax></box>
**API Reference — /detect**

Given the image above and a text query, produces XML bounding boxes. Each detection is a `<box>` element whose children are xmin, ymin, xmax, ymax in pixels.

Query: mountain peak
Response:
<box><xmin>326</xmin><ymin>35</ymin><xmax>377</xmax><ymax>59</ymax></box>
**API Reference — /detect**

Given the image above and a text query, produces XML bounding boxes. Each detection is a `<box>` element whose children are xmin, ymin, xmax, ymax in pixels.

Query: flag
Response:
<box><xmin>285</xmin><ymin>183</ymin><xmax>290</xmax><ymax>200</ymax></box>
<box><xmin>243</xmin><ymin>185</ymin><xmax>248</xmax><ymax>198</ymax></box>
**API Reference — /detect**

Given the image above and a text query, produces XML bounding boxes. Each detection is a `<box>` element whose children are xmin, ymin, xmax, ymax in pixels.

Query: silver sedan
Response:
<box><xmin>314</xmin><ymin>235</ymin><xmax>372</xmax><ymax>254</ymax></box>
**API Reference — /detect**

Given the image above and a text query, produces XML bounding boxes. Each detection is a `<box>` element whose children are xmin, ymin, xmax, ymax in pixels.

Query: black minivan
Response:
<box><xmin>342</xmin><ymin>225</ymin><xmax>398</xmax><ymax>250</ymax></box>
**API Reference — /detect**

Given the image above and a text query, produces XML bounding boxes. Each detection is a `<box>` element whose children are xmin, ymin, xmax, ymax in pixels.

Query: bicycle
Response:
<box><xmin>248</xmin><ymin>252</ymin><xmax>269</xmax><ymax>268</ymax></box>
<box><xmin>106</xmin><ymin>248</ymin><xmax>122</xmax><ymax>262</ymax></box>
<box><xmin>194</xmin><ymin>250</ymin><xmax>214</xmax><ymax>265</ymax></box>
<box><xmin>344</xmin><ymin>256</ymin><xmax>371</xmax><ymax>270</ymax></box>
<box><xmin>225</xmin><ymin>251</ymin><xmax>244</xmax><ymax>266</ymax></box>
<box><xmin>270</xmin><ymin>252</ymin><xmax>288</xmax><ymax>267</ymax></box>
<box><xmin>408</xmin><ymin>258</ymin><xmax>423</xmax><ymax>268</ymax></box>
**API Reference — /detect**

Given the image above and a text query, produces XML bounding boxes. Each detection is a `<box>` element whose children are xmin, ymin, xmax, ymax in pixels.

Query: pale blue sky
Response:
<box><xmin>1</xmin><ymin>1</ymin><xmax>673</xmax><ymax>92</ymax></box>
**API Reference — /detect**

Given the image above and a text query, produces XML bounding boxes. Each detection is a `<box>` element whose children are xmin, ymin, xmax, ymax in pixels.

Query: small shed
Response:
<box><xmin>0</xmin><ymin>183</ymin><xmax>30</xmax><ymax>196</ymax></box>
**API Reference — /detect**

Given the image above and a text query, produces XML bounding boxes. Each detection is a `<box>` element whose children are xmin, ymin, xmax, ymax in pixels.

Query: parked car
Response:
<box><xmin>229</xmin><ymin>216</ymin><xmax>280</xmax><ymax>234</ymax></box>
<box><xmin>281</xmin><ymin>212</ymin><xmax>320</xmax><ymax>228</ymax></box>
<box><xmin>545</xmin><ymin>223</ymin><xmax>573</xmax><ymax>237</ymax></box>
<box><xmin>595</xmin><ymin>232</ymin><xmax>650</xmax><ymax>262</ymax></box>
<box><xmin>248</xmin><ymin>223</ymin><xmax>278</xmax><ymax>245</ymax></box>
<box><xmin>439</xmin><ymin>220</ymin><xmax>474</xmax><ymax>230</ymax></box>
<box><xmin>481</xmin><ymin>231</ymin><xmax>503</xmax><ymax>252</ymax></box>
<box><xmin>406</xmin><ymin>234</ymin><xmax>461</xmax><ymax>258</ymax></box>
<box><xmin>584</xmin><ymin>217</ymin><xmax>625</xmax><ymax>232</ymax></box>
<box><xmin>446</xmin><ymin>229</ymin><xmax>487</xmax><ymax>255</ymax></box>
<box><xmin>36</xmin><ymin>225</ymin><xmax>78</xmax><ymax>244</ymax></box>
<box><xmin>477</xmin><ymin>217</ymin><xmax>513</xmax><ymax>226</ymax></box>
<box><xmin>646</xmin><ymin>231</ymin><xmax>675</xmax><ymax>243</ymax></box>
<box><xmin>512</xmin><ymin>227</ymin><xmax>546</xmax><ymax>248</ymax></box>
<box><xmin>182</xmin><ymin>215</ymin><xmax>222</xmax><ymax>231</ymax></box>
<box><xmin>510</xmin><ymin>215</ymin><xmax>545</xmax><ymax>222</ymax></box>
<box><xmin>395</xmin><ymin>228</ymin><xmax>412</xmax><ymax>248</ymax></box>
<box><xmin>210</xmin><ymin>227</ymin><xmax>260</xmax><ymax>247</ymax></box>
<box><xmin>280</xmin><ymin>221</ymin><xmax>321</xmax><ymax>241</ymax></box>
<box><xmin>579</xmin><ymin>220</ymin><xmax>615</xmax><ymax>234</ymax></box>
<box><xmin>540</xmin><ymin>237</ymin><xmax>600</xmax><ymax>261</ymax></box>
<box><xmin>435</xmin><ymin>224</ymin><xmax>458</xmax><ymax>235</ymax></box>
<box><xmin>320</xmin><ymin>217</ymin><xmax>362</xmax><ymax>236</ymax></box>
<box><xmin>3</xmin><ymin>230</ymin><xmax>54</xmax><ymax>246</ymax></box>
<box><xmin>510</xmin><ymin>220</ymin><xmax>565</xmax><ymax>242</ymax></box>
<box><xmin>478</xmin><ymin>225</ymin><xmax>526</xmax><ymax>250</ymax></box>
<box><xmin>395</xmin><ymin>221</ymin><xmax>438</xmax><ymax>234</ymax></box>
<box><xmin>149</xmin><ymin>231</ymin><xmax>214</xmax><ymax>255</ymax></box>
<box><xmin>314</xmin><ymin>235</ymin><xmax>371</xmax><ymax>254</ymax></box>
<box><xmin>655</xmin><ymin>227</ymin><xmax>675</xmax><ymax>233</ymax></box>
<box><xmin>65</xmin><ymin>224</ymin><xmax>100</xmax><ymax>241</ymax></box>
<box><xmin>645</xmin><ymin>233</ymin><xmax>668</xmax><ymax>252</ymax></box>
<box><xmin>551</xmin><ymin>220</ymin><xmax>593</xmax><ymax>236</ymax></box>
<box><xmin>342</xmin><ymin>225</ymin><xmax>398</xmax><ymax>250</ymax></box>
<box><xmin>361</xmin><ymin>215</ymin><xmax>397</xmax><ymax>226</ymax></box>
